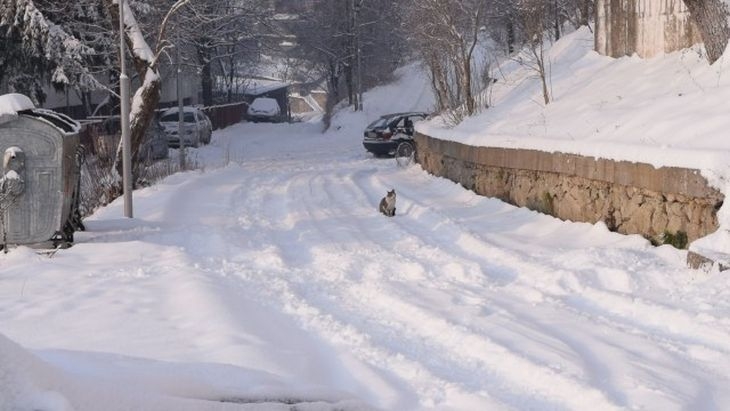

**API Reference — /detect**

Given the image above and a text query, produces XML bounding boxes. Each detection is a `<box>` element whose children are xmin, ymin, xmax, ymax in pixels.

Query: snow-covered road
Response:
<box><xmin>2</xmin><ymin>121</ymin><xmax>730</xmax><ymax>410</ymax></box>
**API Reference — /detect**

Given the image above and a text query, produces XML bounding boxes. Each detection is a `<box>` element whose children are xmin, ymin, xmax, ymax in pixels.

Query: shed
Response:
<box><xmin>243</xmin><ymin>79</ymin><xmax>291</xmax><ymax>122</ymax></box>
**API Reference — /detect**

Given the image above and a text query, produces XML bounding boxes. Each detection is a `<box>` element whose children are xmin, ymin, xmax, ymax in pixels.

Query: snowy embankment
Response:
<box><xmin>416</xmin><ymin>26</ymin><xmax>730</xmax><ymax>258</ymax></box>
<box><xmin>2</xmin><ymin>115</ymin><xmax>730</xmax><ymax>410</ymax></box>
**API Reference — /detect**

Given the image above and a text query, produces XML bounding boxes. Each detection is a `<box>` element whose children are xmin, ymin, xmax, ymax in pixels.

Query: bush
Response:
<box><xmin>79</xmin><ymin>133</ymin><xmax>199</xmax><ymax>217</ymax></box>
<box><xmin>662</xmin><ymin>230</ymin><xmax>688</xmax><ymax>250</ymax></box>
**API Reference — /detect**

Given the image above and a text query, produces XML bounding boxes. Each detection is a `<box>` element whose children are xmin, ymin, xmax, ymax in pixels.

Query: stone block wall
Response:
<box><xmin>414</xmin><ymin>133</ymin><xmax>723</xmax><ymax>245</ymax></box>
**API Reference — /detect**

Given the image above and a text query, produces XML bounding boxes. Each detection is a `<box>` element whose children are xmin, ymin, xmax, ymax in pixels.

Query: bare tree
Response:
<box><xmin>405</xmin><ymin>0</ymin><xmax>489</xmax><ymax>118</ymax></box>
<box><xmin>292</xmin><ymin>1</ymin><xmax>350</xmax><ymax>127</ymax></box>
<box><xmin>169</xmin><ymin>0</ymin><xmax>269</xmax><ymax>106</ymax></box>
<box><xmin>292</xmin><ymin>0</ymin><xmax>406</xmax><ymax>126</ymax></box>
<box><xmin>514</xmin><ymin>0</ymin><xmax>551</xmax><ymax>105</ymax></box>
<box><xmin>103</xmin><ymin>0</ymin><xmax>198</xmax><ymax>180</ymax></box>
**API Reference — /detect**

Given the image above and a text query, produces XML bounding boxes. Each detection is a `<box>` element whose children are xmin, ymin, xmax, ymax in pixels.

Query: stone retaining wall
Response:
<box><xmin>414</xmin><ymin>133</ymin><xmax>723</xmax><ymax>246</ymax></box>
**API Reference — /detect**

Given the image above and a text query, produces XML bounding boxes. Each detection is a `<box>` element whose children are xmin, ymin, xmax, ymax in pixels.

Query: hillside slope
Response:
<box><xmin>417</xmin><ymin>26</ymin><xmax>730</xmax><ymax>256</ymax></box>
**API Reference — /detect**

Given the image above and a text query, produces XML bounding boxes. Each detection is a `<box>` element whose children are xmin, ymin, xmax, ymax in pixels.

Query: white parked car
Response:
<box><xmin>159</xmin><ymin>106</ymin><xmax>212</xmax><ymax>148</ymax></box>
<box><xmin>247</xmin><ymin>97</ymin><xmax>281</xmax><ymax>122</ymax></box>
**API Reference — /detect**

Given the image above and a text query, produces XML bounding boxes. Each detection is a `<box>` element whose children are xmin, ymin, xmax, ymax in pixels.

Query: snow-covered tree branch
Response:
<box><xmin>0</xmin><ymin>0</ymin><xmax>107</xmax><ymax>104</ymax></box>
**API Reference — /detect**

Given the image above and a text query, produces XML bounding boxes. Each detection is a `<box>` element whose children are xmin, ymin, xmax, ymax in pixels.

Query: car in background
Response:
<box><xmin>159</xmin><ymin>106</ymin><xmax>212</xmax><ymax>148</ymax></box>
<box><xmin>362</xmin><ymin>112</ymin><xmax>428</xmax><ymax>156</ymax></box>
<box><xmin>89</xmin><ymin>116</ymin><xmax>169</xmax><ymax>163</ymax></box>
<box><xmin>139</xmin><ymin>120</ymin><xmax>169</xmax><ymax>162</ymax></box>
<box><xmin>247</xmin><ymin>97</ymin><xmax>281</xmax><ymax>122</ymax></box>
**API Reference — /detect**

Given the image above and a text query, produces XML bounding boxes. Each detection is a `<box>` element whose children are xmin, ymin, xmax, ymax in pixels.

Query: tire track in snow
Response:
<box><xmin>309</xmin><ymin>169</ymin><xmax>633</xmax><ymax>410</ymax></box>
<box><xmin>218</xmin><ymin>166</ymin><xmax>518</xmax><ymax>409</ymax></box>
<box><xmin>157</xmin><ymin>131</ymin><xmax>730</xmax><ymax>410</ymax></box>
<box><xmin>238</xmin><ymin>166</ymin><xmax>624</xmax><ymax>410</ymax></box>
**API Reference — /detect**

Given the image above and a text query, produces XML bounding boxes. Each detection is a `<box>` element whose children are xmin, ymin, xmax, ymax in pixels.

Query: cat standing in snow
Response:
<box><xmin>379</xmin><ymin>189</ymin><xmax>396</xmax><ymax>217</ymax></box>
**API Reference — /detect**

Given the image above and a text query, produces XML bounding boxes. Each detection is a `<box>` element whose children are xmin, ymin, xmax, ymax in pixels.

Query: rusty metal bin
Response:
<box><xmin>0</xmin><ymin>94</ymin><xmax>83</xmax><ymax>248</ymax></box>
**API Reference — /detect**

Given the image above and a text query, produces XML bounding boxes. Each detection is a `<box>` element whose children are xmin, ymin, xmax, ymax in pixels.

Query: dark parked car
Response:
<box><xmin>138</xmin><ymin>121</ymin><xmax>169</xmax><ymax>163</ymax></box>
<box><xmin>91</xmin><ymin>116</ymin><xmax>169</xmax><ymax>163</ymax></box>
<box><xmin>362</xmin><ymin>112</ymin><xmax>428</xmax><ymax>156</ymax></box>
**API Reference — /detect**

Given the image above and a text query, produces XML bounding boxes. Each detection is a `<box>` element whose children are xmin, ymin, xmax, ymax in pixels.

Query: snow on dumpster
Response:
<box><xmin>0</xmin><ymin>93</ymin><xmax>83</xmax><ymax>249</ymax></box>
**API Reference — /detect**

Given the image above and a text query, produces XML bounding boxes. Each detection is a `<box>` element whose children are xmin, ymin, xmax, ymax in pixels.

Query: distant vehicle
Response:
<box><xmin>247</xmin><ymin>97</ymin><xmax>281</xmax><ymax>122</ymax></box>
<box><xmin>159</xmin><ymin>106</ymin><xmax>212</xmax><ymax>148</ymax></box>
<box><xmin>139</xmin><ymin>121</ymin><xmax>169</xmax><ymax>162</ymax></box>
<box><xmin>92</xmin><ymin>116</ymin><xmax>169</xmax><ymax>163</ymax></box>
<box><xmin>362</xmin><ymin>112</ymin><xmax>428</xmax><ymax>157</ymax></box>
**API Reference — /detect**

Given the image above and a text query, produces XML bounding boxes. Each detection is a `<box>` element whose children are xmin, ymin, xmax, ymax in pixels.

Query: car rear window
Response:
<box><xmin>367</xmin><ymin>117</ymin><xmax>391</xmax><ymax>128</ymax></box>
<box><xmin>161</xmin><ymin>112</ymin><xmax>195</xmax><ymax>123</ymax></box>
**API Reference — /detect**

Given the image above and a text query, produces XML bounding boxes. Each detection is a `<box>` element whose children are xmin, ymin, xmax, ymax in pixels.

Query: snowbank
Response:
<box><xmin>418</xmin><ymin>27</ymin><xmax>730</xmax><ymax>186</ymax></box>
<box><xmin>416</xmin><ymin>26</ymin><xmax>730</xmax><ymax>258</ymax></box>
<box><xmin>0</xmin><ymin>333</ymin><xmax>72</xmax><ymax>411</ymax></box>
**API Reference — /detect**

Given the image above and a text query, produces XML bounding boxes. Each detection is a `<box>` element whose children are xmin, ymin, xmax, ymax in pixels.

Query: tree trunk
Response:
<box><xmin>459</xmin><ymin>54</ymin><xmax>474</xmax><ymax>115</ymax></box>
<box><xmin>684</xmin><ymin>0</ymin><xmax>730</xmax><ymax>64</ymax></box>
<box><xmin>554</xmin><ymin>0</ymin><xmax>561</xmax><ymax>40</ymax></box>
<box><xmin>227</xmin><ymin>52</ymin><xmax>235</xmax><ymax>103</ymax></box>
<box><xmin>581</xmin><ymin>0</ymin><xmax>590</xmax><ymax>27</ymax></box>
<box><xmin>199</xmin><ymin>46</ymin><xmax>213</xmax><ymax>106</ymax></box>
<box><xmin>106</xmin><ymin>0</ymin><xmax>161</xmax><ymax>181</ymax></box>
<box><xmin>507</xmin><ymin>17</ymin><xmax>515</xmax><ymax>54</ymax></box>
<box><xmin>428</xmin><ymin>54</ymin><xmax>451</xmax><ymax>112</ymax></box>
<box><xmin>124</xmin><ymin>71</ymin><xmax>161</xmax><ymax>178</ymax></box>
<box><xmin>536</xmin><ymin>48</ymin><xmax>550</xmax><ymax>105</ymax></box>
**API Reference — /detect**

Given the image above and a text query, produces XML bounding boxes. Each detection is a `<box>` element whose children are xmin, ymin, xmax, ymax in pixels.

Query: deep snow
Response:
<box><xmin>3</xmin><ymin>28</ymin><xmax>730</xmax><ymax>410</ymax></box>
<box><xmin>2</xmin><ymin>117</ymin><xmax>730</xmax><ymax>410</ymax></box>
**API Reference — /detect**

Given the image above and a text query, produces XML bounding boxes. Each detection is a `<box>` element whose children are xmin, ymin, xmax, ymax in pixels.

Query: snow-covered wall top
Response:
<box><xmin>595</xmin><ymin>0</ymin><xmax>701</xmax><ymax>58</ymax></box>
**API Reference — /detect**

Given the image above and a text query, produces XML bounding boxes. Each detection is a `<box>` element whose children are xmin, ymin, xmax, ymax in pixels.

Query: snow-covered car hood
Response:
<box><xmin>247</xmin><ymin>97</ymin><xmax>280</xmax><ymax>116</ymax></box>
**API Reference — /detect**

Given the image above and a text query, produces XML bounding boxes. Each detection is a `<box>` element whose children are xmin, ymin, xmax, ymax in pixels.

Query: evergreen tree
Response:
<box><xmin>0</xmin><ymin>0</ymin><xmax>104</xmax><ymax>105</ymax></box>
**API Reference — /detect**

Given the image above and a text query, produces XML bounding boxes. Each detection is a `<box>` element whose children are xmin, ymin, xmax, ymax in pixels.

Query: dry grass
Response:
<box><xmin>79</xmin><ymin>134</ymin><xmax>200</xmax><ymax>217</ymax></box>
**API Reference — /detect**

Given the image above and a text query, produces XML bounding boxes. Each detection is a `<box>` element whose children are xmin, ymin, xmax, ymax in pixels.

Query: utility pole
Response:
<box><xmin>176</xmin><ymin>34</ymin><xmax>186</xmax><ymax>170</ymax></box>
<box><xmin>119</xmin><ymin>0</ymin><xmax>133</xmax><ymax>218</ymax></box>
<box><xmin>354</xmin><ymin>0</ymin><xmax>363</xmax><ymax>111</ymax></box>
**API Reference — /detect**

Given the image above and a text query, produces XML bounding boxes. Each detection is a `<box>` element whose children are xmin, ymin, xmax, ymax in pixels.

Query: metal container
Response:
<box><xmin>0</xmin><ymin>98</ymin><xmax>83</xmax><ymax>248</ymax></box>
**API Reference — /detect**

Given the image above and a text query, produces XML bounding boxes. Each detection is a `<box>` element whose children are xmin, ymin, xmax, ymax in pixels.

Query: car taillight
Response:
<box><xmin>382</xmin><ymin>131</ymin><xmax>392</xmax><ymax>140</ymax></box>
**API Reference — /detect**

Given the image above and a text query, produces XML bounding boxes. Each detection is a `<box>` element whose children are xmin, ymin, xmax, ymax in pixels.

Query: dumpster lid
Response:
<box><xmin>23</xmin><ymin>108</ymin><xmax>81</xmax><ymax>135</ymax></box>
<box><xmin>0</xmin><ymin>93</ymin><xmax>80</xmax><ymax>135</ymax></box>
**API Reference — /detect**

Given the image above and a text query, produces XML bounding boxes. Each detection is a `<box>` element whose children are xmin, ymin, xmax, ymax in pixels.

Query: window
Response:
<box><xmin>161</xmin><ymin>112</ymin><xmax>196</xmax><ymax>123</ymax></box>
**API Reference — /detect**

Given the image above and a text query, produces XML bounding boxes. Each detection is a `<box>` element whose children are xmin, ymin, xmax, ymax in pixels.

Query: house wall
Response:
<box><xmin>34</xmin><ymin>64</ymin><xmax>201</xmax><ymax>118</ymax></box>
<box><xmin>595</xmin><ymin>0</ymin><xmax>702</xmax><ymax>58</ymax></box>
<box><xmin>158</xmin><ymin>65</ymin><xmax>201</xmax><ymax>107</ymax></box>
<box><xmin>414</xmin><ymin>132</ymin><xmax>723</xmax><ymax>246</ymax></box>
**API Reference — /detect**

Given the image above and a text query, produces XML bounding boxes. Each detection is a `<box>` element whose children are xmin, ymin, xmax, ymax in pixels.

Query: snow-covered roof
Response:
<box><xmin>243</xmin><ymin>79</ymin><xmax>289</xmax><ymax>96</ymax></box>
